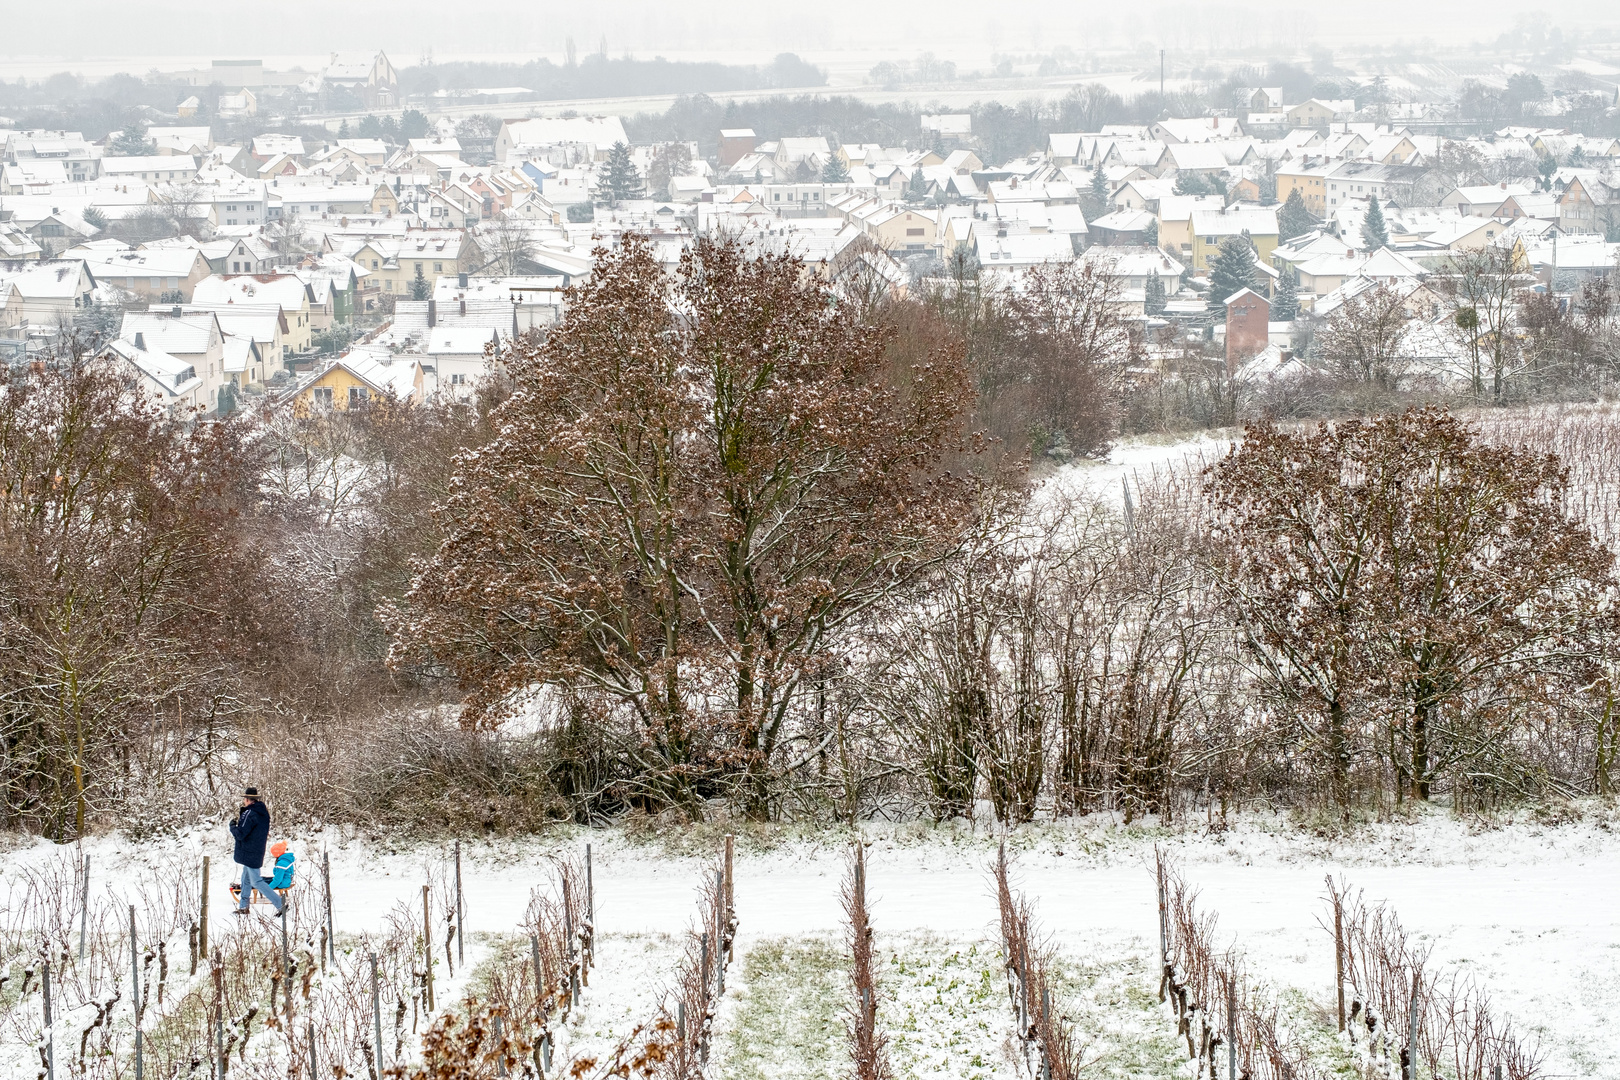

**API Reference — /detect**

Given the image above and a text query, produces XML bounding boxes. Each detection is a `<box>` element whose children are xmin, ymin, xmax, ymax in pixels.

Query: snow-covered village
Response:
<box><xmin>7</xmin><ymin>7</ymin><xmax>1620</xmax><ymax>1080</ymax></box>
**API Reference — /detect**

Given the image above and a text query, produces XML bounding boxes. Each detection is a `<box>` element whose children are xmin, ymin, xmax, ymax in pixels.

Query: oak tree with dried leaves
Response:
<box><xmin>1208</xmin><ymin>408</ymin><xmax>1615</xmax><ymax>806</ymax></box>
<box><xmin>390</xmin><ymin>234</ymin><xmax>976</xmax><ymax>816</ymax></box>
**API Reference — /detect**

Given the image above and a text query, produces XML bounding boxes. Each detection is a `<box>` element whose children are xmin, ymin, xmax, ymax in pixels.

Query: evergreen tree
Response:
<box><xmin>1085</xmin><ymin>166</ymin><xmax>1111</xmax><ymax>218</ymax></box>
<box><xmin>906</xmin><ymin>168</ymin><xmax>929</xmax><ymax>202</ymax></box>
<box><xmin>410</xmin><ymin>264</ymin><xmax>431</xmax><ymax>301</ymax></box>
<box><xmin>594</xmin><ymin>141</ymin><xmax>646</xmax><ymax>203</ymax></box>
<box><xmin>108</xmin><ymin>122</ymin><xmax>154</xmax><ymax>156</ymax></box>
<box><xmin>1144</xmin><ymin>219</ymin><xmax>1159</xmax><ymax>249</ymax></box>
<box><xmin>822</xmin><ymin>154</ymin><xmax>851</xmax><ymax>183</ymax></box>
<box><xmin>1144</xmin><ymin>268</ymin><xmax>1167</xmax><ymax>315</ymax></box>
<box><xmin>1174</xmin><ymin>171</ymin><xmax>1212</xmax><ymax>196</ymax></box>
<box><xmin>1278</xmin><ymin>188</ymin><xmax>1313</xmax><ymax>242</ymax></box>
<box><xmin>1272</xmin><ymin>268</ymin><xmax>1300</xmax><ymax>321</ymax></box>
<box><xmin>337</xmin><ymin>119</ymin><xmax>351</xmax><ymax>139</ymax></box>
<box><xmin>1209</xmin><ymin>234</ymin><xmax>1260</xmax><ymax>309</ymax></box>
<box><xmin>1360</xmin><ymin>195</ymin><xmax>1390</xmax><ymax>250</ymax></box>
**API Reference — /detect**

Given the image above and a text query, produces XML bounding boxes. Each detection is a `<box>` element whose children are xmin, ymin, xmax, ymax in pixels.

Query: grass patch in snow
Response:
<box><xmin>882</xmin><ymin>932</ymin><xmax>1015</xmax><ymax>1080</ymax></box>
<box><xmin>719</xmin><ymin>934</ymin><xmax>846</xmax><ymax>1080</ymax></box>
<box><xmin>1044</xmin><ymin>937</ymin><xmax>1190</xmax><ymax>1080</ymax></box>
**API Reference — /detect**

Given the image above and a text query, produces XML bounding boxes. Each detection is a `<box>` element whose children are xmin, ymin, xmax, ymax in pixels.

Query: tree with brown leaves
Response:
<box><xmin>390</xmin><ymin>234</ymin><xmax>976</xmax><ymax>817</ymax></box>
<box><xmin>1208</xmin><ymin>408</ymin><xmax>1615</xmax><ymax>806</ymax></box>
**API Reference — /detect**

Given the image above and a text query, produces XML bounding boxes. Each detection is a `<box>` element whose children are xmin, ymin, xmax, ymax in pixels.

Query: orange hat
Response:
<box><xmin>271</xmin><ymin>841</ymin><xmax>288</xmax><ymax>857</ymax></box>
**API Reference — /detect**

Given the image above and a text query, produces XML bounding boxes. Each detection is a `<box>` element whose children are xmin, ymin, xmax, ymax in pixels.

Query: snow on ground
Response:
<box><xmin>1039</xmin><ymin>431</ymin><xmax>1233</xmax><ymax>507</ymax></box>
<box><xmin>4</xmin><ymin>806</ymin><xmax>1620</xmax><ymax>1077</ymax></box>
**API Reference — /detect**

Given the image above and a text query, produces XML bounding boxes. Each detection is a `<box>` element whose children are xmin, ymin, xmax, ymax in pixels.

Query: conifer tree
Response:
<box><xmin>1278</xmin><ymin>188</ymin><xmax>1313</xmax><ymax>242</ymax></box>
<box><xmin>1144</xmin><ymin>268</ymin><xmax>1167</xmax><ymax>315</ymax></box>
<box><xmin>1361</xmin><ymin>195</ymin><xmax>1390</xmax><ymax>250</ymax></box>
<box><xmin>1209</xmin><ymin>234</ymin><xmax>1260</xmax><ymax>309</ymax></box>
<box><xmin>1272</xmin><ymin>267</ymin><xmax>1300</xmax><ymax>321</ymax></box>
<box><xmin>1085</xmin><ymin>166</ymin><xmax>1111</xmax><ymax>218</ymax></box>
<box><xmin>594</xmin><ymin>141</ymin><xmax>646</xmax><ymax>204</ymax></box>
<box><xmin>822</xmin><ymin>154</ymin><xmax>851</xmax><ymax>183</ymax></box>
<box><xmin>410</xmin><ymin>263</ymin><xmax>431</xmax><ymax>301</ymax></box>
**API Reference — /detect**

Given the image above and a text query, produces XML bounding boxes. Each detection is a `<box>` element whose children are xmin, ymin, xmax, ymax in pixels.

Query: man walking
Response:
<box><xmin>230</xmin><ymin>786</ymin><xmax>283</xmax><ymax>916</ymax></box>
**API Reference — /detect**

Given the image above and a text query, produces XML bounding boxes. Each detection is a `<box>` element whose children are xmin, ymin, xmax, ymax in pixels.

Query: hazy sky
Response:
<box><xmin>4</xmin><ymin>1</ymin><xmax>1614</xmax><ymax>77</ymax></box>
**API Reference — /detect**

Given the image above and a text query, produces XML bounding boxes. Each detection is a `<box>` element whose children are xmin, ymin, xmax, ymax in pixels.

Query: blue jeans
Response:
<box><xmin>238</xmin><ymin>862</ymin><xmax>283</xmax><ymax>912</ymax></box>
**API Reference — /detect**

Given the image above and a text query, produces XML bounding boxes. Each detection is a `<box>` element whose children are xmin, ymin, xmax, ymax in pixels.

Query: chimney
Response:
<box><xmin>458</xmin><ymin>271</ymin><xmax>468</xmax><ymax>287</ymax></box>
<box><xmin>460</xmin><ymin>299</ymin><xmax>466</xmax><ymax>316</ymax></box>
<box><xmin>427</xmin><ymin>299</ymin><xmax>437</xmax><ymax>328</ymax></box>
<box><xmin>171</xmin><ymin>305</ymin><xmax>182</xmax><ymax>317</ymax></box>
<box><xmin>134</xmin><ymin>332</ymin><xmax>146</xmax><ymax>350</ymax></box>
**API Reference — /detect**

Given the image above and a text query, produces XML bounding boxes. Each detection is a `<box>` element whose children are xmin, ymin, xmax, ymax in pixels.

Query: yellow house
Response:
<box><xmin>285</xmin><ymin>353</ymin><xmax>424</xmax><ymax>415</ymax></box>
<box><xmin>369</xmin><ymin>184</ymin><xmax>400</xmax><ymax>215</ymax></box>
<box><xmin>1276</xmin><ymin>165</ymin><xmax>1333</xmax><ymax>216</ymax></box>
<box><xmin>1189</xmin><ymin>208</ymin><xmax>1280</xmax><ymax>274</ymax></box>
<box><xmin>351</xmin><ymin>231</ymin><xmax>484</xmax><ymax>297</ymax></box>
<box><xmin>864</xmin><ymin>206</ymin><xmax>937</xmax><ymax>253</ymax></box>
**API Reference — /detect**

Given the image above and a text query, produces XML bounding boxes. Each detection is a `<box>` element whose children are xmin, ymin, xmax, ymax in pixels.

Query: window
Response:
<box><xmin>349</xmin><ymin>386</ymin><xmax>369</xmax><ymax>406</ymax></box>
<box><xmin>384</xmin><ymin>280</ymin><xmax>393</xmax><ymax>291</ymax></box>
<box><xmin>372</xmin><ymin>260</ymin><xmax>379</xmax><ymax>269</ymax></box>
<box><xmin>313</xmin><ymin>386</ymin><xmax>334</xmax><ymax>406</ymax></box>
<box><xmin>906</xmin><ymin>228</ymin><xmax>925</xmax><ymax>237</ymax></box>
<box><xmin>415</xmin><ymin>262</ymin><xmax>423</xmax><ymax>272</ymax></box>
<box><xmin>232</xmin><ymin>261</ymin><xmax>240</xmax><ymax>272</ymax></box>
<box><xmin>227</xmin><ymin>204</ymin><xmax>236</xmax><ymax>211</ymax></box>
<box><xmin>450</xmin><ymin>372</ymin><xmax>467</xmax><ymax>385</ymax></box>
<box><xmin>434</xmin><ymin>262</ymin><xmax>443</xmax><ymax>272</ymax></box>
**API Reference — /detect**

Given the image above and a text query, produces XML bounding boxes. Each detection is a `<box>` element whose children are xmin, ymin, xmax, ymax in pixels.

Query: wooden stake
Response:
<box><xmin>723</xmin><ymin>834</ymin><xmax>734</xmax><ymax>914</ymax></box>
<box><xmin>78</xmin><ymin>853</ymin><xmax>90</xmax><ymax>962</ymax></box>
<box><xmin>281</xmin><ymin>910</ymin><xmax>293</xmax><ymax>1026</ymax></box>
<box><xmin>129</xmin><ymin>904</ymin><xmax>140</xmax><ymax>1018</ymax></box>
<box><xmin>1333</xmin><ymin>885</ymin><xmax>1346</xmax><ymax>1033</ymax></box>
<box><xmin>1227</xmin><ymin>975</ymin><xmax>1236</xmax><ymax>1080</ymax></box>
<box><xmin>307</xmin><ymin>1019</ymin><xmax>318</xmax><ymax>1080</ymax></box>
<box><xmin>422</xmin><ymin>885</ymin><xmax>435</xmax><ymax>1013</ymax></box>
<box><xmin>371</xmin><ymin>952</ymin><xmax>384</xmax><ymax>1073</ymax></box>
<box><xmin>324</xmin><ymin>850</ymin><xmax>335</xmax><ymax>964</ymax></box>
<box><xmin>42</xmin><ymin>958</ymin><xmax>54</xmax><ymax>1080</ymax></box>
<box><xmin>454</xmin><ymin>840</ymin><xmax>464</xmax><ymax>967</ymax></box>
<box><xmin>199</xmin><ymin>856</ymin><xmax>210</xmax><ymax>964</ymax></box>
<box><xmin>1406</xmin><ymin>973</ymin><xmax>1420</xmax><ymax>1080</ymax></box>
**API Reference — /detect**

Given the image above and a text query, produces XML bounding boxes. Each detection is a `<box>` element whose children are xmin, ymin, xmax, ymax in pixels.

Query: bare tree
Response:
<box><xmin>1312</xmin><ymin>282</ymin><xmax>1414</xmax><ymax>392</ymax></box>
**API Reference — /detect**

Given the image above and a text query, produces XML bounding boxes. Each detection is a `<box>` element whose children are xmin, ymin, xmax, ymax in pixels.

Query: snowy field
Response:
<box><xmin>4</xmin><ymin>805</ymin><xmax>1618</xmax><ymax>1078</ymax></box>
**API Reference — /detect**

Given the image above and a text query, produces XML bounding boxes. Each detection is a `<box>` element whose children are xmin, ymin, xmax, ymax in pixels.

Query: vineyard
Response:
<box><xmin>2</xmin><ymin>811</ymin><xmax>1611</xmax><ymax>1079</ymax></box>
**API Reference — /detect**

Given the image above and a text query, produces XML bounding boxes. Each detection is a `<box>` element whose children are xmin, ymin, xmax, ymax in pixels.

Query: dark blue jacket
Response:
<box><xmin>230</xmin><ymin>801</ymin><xmax>270</xmax><ymax>868</ymax></box>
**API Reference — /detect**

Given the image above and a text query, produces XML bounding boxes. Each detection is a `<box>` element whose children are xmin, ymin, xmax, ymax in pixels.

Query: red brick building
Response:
<box><xmin>1225</xmin><ymin>287</ymin><xmax>1270</xmax><ymax>375</ymax></box>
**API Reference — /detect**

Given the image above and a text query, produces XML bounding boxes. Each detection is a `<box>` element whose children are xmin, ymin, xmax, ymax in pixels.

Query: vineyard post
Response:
<box><xmin>715</xmin><ymin>868</ymin><xmax>726</xmax><ymax>993</ymax></box>
<box><xmin>42</xmin><ymin>958</ymin><xmax>54</xmax><ymax>1080</ymax></box>
<box><xmin>199</xmin><ymin>856</ymin><xmax>210</xmax><ymax>965</ymax></box>
<box><xmin>586</xmin><ymin>842</ymin><xmax>594</xmax><ymax>926</ymax></box>
<box><xmin>129</xmin><ymin>904</ymin><xmax>140</xmax><ymax>1018</ymax></box>
<box><xmin>307</xmin><ymin>1018</ymin><xmax>318</xmax><ymax>1080</ymax></box>
<box><xmin>135</xmin><ymin>1027</ymin><xmax>143</xmax><ymax>1080</ymax></box>
<box><xmin>281</xmin><ymin>903</ymin><xmax>293</xmax><ymax>1025</ymax></box>
<box><xmin>422</xmin><ymin>885</ymin><xmax>435</xmax><ymax>1013</ymax></box>
<box><xmin>701</xmin><ymin>931</ymin><xmax>710</xmax><ymax>1002</ymax></box>
<box><xmin>677</xmin><ymin>999</ymin><xmax>686</xmax><ymax>1073</ymax></box>
<box><xmin>1333</xmin><ymin>880</ymin><xmax>1345</xmax><ymax>1032</ymax></box>
<box><xmin>724</xmin><ymin>833</ymin><xmax>734</xmax><ymax>915</ymax></box>
<box><xmin>324</xmin><ymin>850</ymin><xmax>336</xmax><ymax>965</ymax></box>
<box><xmin>529</xmin><ymin>934</ymin><xmax>542</xmax><ymax>1014</ymax></box>
<box><xmin>78</xmin><ymin>853</ymin><xmax>90</xmax><ymax>961</ymax></box>
<box><xmin>1155</xmin><ymin>848</ymin><xmax>1168</xmax><ymax>1002</ymax></box>
<box><xmin>1406</xmin><ymin>972</ymin><xmax>1419</xmax><ymax>1080</ymax></box>
<box><xmin>213</xmin><ymin>948</ymin><xmax>225</xmax><ymax>1080</ymax></box>
<box><xmin>454</xmin><ymin>840</ymin><xmax>464</xmax><ymax>968</ymax></box>
<box><xmin>370</xmin><ymin>952</ymin><xmax>384</xmax><ymax>1072</ymax></box>
<box><xmin>1226</xmin><ymin>975</ymin><xmax>1236</xmax><ymax>1080</ymax></box>
<box><xmin>494</xmin><ymin>1013</ymin><xmax>508</xmax><ymax>1076</ymax></box>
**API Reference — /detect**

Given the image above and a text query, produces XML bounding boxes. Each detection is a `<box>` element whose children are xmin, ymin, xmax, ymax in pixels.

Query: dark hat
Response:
<box><xmin>241</xmin><ymin>787</ymin><xmax>260</xmax><ymax>799</ymax></box>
